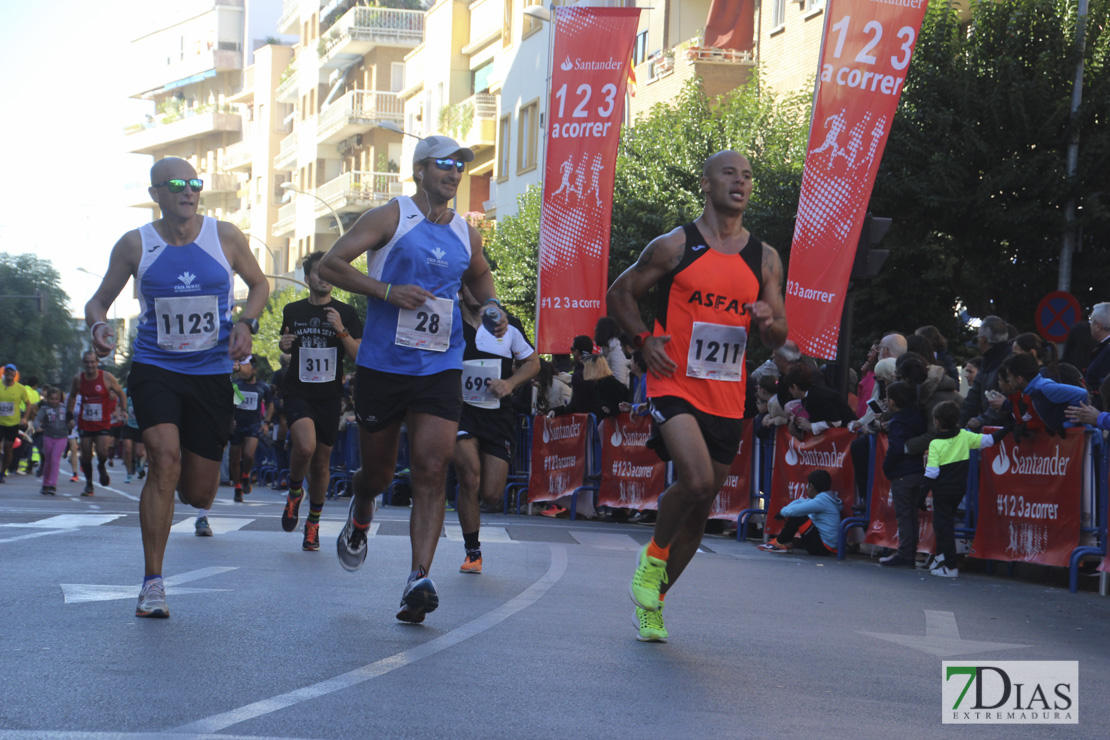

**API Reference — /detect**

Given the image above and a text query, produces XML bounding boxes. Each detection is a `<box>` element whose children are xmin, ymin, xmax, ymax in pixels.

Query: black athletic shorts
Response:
<box><xmin>121</xmin><ymin>426</ymin><xmax>142</xmax><ymax>443</ymax></box>
<box><xmin>78</xmin><ymin>429</ymin><xmax>113</xmax><ymax>439</ymax></box>
<box><xmin>0</xmin><ymin>424</ymin><xmax>18</xmax><ymax>443</ymax></box>
<box><xmin>647</xmin><ymin>395</ymin><xmax>743</xmax><ymax>466</ymax></box>
<box><xmin>230</xmin><ymin>423</ymin><xmax>262</xmax><ymax>446</ymax></box>
<box><xmin>127</xmin><ymin>361</ymin><xmax>233</xmax><ymax>461</ymax></box>
<box><xmin>283</xmin><ymin>394</ymin><xmax>341</xmax><ymax>448</ymax></box>
<box><xmin>457</xmin><ymin>404</ymin><xmax>515</xmax><ymax>464</ymax></box>
<box><xmin>355</xmin><ymin>367</ymin><xmax>462</xmax><ymax>433</ymax></box>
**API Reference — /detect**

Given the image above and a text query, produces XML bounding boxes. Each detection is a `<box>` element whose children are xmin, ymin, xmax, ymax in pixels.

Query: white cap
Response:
<box><xmin>413</xmin><ymin>135</ymin><xmax>475</xmax><ymax>164</ymax></box>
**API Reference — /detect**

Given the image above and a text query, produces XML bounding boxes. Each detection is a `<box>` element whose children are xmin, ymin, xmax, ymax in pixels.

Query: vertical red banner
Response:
<box><xmin>597</xmin><ymin>414</ymin><xmax>667</xmax><ymax>510</ymax></box>
<box><xmin>527</xmin><ymin>413</ymin><xmax>589</xmax><ymax>503</ymax></box>
<box><xmin>972</xmin><ymin>430</ymin><xmax>1083</xmax><ymax>567</ymax></box>
<box><xmin>536</xmin><ymin>7</ymin><xmax>641</xmax><ymax>354</ymax></box>
<box><xmin>784</xmin><ymin>0</ymin><xmax>928</xmax><ymax>359</ymax></box>
<box><xmin>863</xmin><ymin>434</ymin><xmax>936</xmax><ymax>552</ymax></box>
<box><xmin>710</xmin><ymin>422</ymin><xmax>754</xmax><ymax>521</ymax></box>
<box><xmin>766</xmin><ymin>426</ymin><xmax>856</xmax><ymax>536</ymax></box>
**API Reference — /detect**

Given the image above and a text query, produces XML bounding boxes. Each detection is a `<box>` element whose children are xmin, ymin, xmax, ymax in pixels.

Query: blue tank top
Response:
<box><xmin>132</xmin><ymin>217</ymin><xmax>235</xmax><ymax>375</ymax></box>
<box><xmin>357</xmin><ymin>196</ymin><xmax>472</xmax><ymax>376</ymax></box>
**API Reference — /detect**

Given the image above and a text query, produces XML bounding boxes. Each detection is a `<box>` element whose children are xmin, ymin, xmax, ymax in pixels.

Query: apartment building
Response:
<box><xmin>123</xmin><ymin>0</ymin><xmax>288</xmax><ymax>292</ymax></box>
<box><xmin>757</xmin><ymin>0</ymin><xmax>827</xmax><ymax>97</ymax></box>
<box><xmin>270</xmin><ymin>0</ymin><xmax>423</xmax><ymax>268</ymax></box>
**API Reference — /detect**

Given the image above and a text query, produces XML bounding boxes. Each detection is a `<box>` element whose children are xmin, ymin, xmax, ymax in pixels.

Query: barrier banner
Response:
<box><xmin>597</xmin><ymin>413</ymin><xmax>667</xmax><ymax>509</ymax></box>
<box><xmin>784</xmin><ymin>0</ymin><xmax>928</xmax><ymax>359</ymax></box>
<box><xmin>972</xmin><ymin>430</ymin><xmax>1083</xmax><ymax>567</ymax></box>
<box><xmin>710</xmin><ymin>422</ymin><xmax>754</xmax><ymax>521</ymax></box>
<box><xmin>766</xmin><ymin>426</ymin><xmax>856</xmax><ymax>536</ymax></box>
<box><xmin>527</xmin><ymin>413</ymin><xmax>590</xmax><ymax>503</ymax></box>
<box><xmin>863</xmin><ymin>434</ymin><xmax>936</xmax><ymax>552</ymax></box>
<box><xmin>535</xmin><ymin>7</ymin><xmax>641</xmax><ymax>353</ymax></box>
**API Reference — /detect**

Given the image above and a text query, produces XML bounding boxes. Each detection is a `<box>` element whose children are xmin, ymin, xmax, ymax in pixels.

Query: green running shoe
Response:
<box><xmin>635</xmin><ymin>606</ymin><xmax>668</xmax><ymax>642</ymax></box>
<box><xmin>629</xmin><ymin>545</ymin><xmax>668</xmax><ymax>611</ymax></box>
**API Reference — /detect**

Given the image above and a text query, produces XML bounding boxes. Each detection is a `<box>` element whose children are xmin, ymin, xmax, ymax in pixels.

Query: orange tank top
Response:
<box><xmin>646</xmin><ymin>223</ymin><xmax>763</xmax><ymax>418</ymax></box>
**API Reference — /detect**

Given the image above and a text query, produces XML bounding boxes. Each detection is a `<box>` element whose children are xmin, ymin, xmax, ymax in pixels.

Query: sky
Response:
<box><xmin>0</xmin><ymin>1</ymin><xmax>154</xmax><ymax>318</ymax></box>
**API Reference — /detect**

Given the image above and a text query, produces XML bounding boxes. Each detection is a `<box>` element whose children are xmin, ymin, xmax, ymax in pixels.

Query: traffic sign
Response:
<box><xmin>1034</xmin><ymin>291</ymin><xmax>1081</xmax><ymax>342</ymax></box>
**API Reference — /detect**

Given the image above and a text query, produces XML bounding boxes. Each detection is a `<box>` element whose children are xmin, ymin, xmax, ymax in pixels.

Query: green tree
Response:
<box><xmin>0</xmin><ymin>254</ymin><xmax>83</xmax><ymax>385</ymax></box>
<box><xmin>485</xmin><ymin>185</ymin><xmax>542</xmax><ymax>339</ymax></box>
<box><xmin>867</xmin><ymin>0</ymin><xmax>1110</xmax><ymax>344</ymax></box>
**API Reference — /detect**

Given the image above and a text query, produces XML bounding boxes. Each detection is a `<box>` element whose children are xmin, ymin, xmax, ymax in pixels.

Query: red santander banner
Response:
<box><xmin>710</xmin><ymin>422</ymin><xmax>754</xmax><ymax>521</ymax></box>
<box><xmin>864</xmin><ymin>434</ymin><xmax>936</xmax><ymax>552</ymax></box>
<box><xmin>597</xmin><ymin>414</ymin><xmax>667</xmax><ymax>510</ymax></box>
<box><xmin>527</xmin><ymin>413</ymin><xmax>589</xmax><ymax>504</ymax></box>
<box><xmin>766</xmin><ymin>426</ymin><xmax>855</xmax><ymax>536</ymax></box>
<box><xmin>785</xmin><ymin>0</ymin><xmax>928</xmax><ymax>359</ymax></box>
<box><xmin>536</xmin><ymin>7</ymin><xmax>640</xmax><ymax>354</ymax></box>
<box><xmin>971</xmin><ymin>430</ymin><xmax>1083</xmax><ymax>568</ymax></box>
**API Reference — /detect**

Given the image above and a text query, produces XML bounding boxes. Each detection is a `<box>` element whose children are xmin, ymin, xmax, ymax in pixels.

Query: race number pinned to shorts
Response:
<box><xmin>686</xmin><ymin>322</ymin><xmax>747</xmax><ymax>382</ymax></box>
<box><xmin>82</xmin><ymin>403</ymin><xmax>103</xmax><ymax>422</ymax></box>
<box><xmin>237</xmin><ymin>391</ymin><xmax>259</xmax><ymax>410</ymax></box>
<box><xmin>155</xmin><ymin>295</ymin><xmax>219</xmax><ymax>353</ymax></box>
<box><xmin>462</xmin><ymin>359</ymin><xmax>501</xmax><ymax>409</ymax></box>
<box><xmin>299</xmin><ymin>347</ymin><xmax>337</xmax><ymax>383</ymax></box>
<box><xmin>395</xmin><ymin>296</ymin><xmax>453</xmax><ymax>352</ymax></box>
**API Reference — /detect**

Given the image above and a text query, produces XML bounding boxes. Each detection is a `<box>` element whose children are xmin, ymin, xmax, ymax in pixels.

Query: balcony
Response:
<box><xmin>277</xmin><ymin>0</ymin><xmax>299</xmax><ymax>35</ymax></box>
<box><xmin>317</xmin><ymin>90</ymin><xmax>402</xmax><ymax>144</ymax></box>
<box><xmin>125</xmin><ymin>109</ymin><xmax>242</xmax><ymax>155</ymax></box>
<box><xmin>222</xmin><ymin>140</ymin><xmax>253</xmax><ymax>171</ymax></box>
<box><xmin>316</xmin><ymin>170</ymin><xmax>399</xmax><ymax>215</ymax></box>
<box><xmin>273</xmin><ymin>201</ymin><xmax>297</xmax><ymax>237</ymax></box>
<box><xmin>198</xmin><ymin>172</ymin><xmax>240</xmax><ymax>196</ymax></box>
<box><xmin>276</xmin><ymin>61</ymin><xmax>299</xmax><ymax>102</ymax></box>
<box><xmin>456</xmin><ymin>93</ymin><xmax>497</xmax><ymax>151</ymax></box>
<box><xmin>274</xmin><ymin>130</ymin><xmax>298</xmax><ymax>171</ymax></box>
<box><xmin>227</xmin><ymin>208</ymin><xmax>252</xmax><ymax>231</ymax></box>
<box><xmin>319</xmin><ymin>6</ymin><xmax>424</xmax><ymax>70</ymax></box>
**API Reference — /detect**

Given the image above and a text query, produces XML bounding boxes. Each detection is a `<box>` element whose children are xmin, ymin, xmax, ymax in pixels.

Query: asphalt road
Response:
<box><xmin>2</xmin><ymin>468</ymin><xmax>1108</xmax><ymax>739</ymax></box>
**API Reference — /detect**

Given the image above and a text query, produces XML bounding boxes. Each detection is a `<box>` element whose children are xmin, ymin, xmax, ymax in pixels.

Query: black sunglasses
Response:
<box><xmin>152</xmin><ymin>178</ymin><xmax>204</xmax><ymax>193</ymax></box>
<box><xmin>430</xmin><ymin>158</ymin><xmax>465</xmax><ymax>173</ymax></box>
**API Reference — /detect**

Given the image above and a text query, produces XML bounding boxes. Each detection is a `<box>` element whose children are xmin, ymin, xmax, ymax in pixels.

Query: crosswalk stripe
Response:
<box><xmin>568</xmin><ymin>531</ymin><xmax>641</xmax><ymax>550</ymax></box>
<box><xmin>316</xmin><ymin>520</ymin><xmax>380</xmax><ymax>538</ymax></box>
<box><xmin>171</xmin><ymin>517</ymin><xmax>254</xmax><ymax>535</ymax></box>
<box><xmin>443</xmin><ymin>523</ymin><xmax>514</xmax><ymax>543</ymax></box>
<box><xmin>1</xmin><ymin>514</ymin><xmax>125</xmax><ymax>529</ymax></box>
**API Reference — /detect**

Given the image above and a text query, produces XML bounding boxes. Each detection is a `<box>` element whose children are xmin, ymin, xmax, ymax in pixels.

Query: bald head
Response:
<box><xmin>702</xmin><ymin>150</ymin><xmax>751</xmax><ymax>179</ymax></box>
<box><xmin>879</xmin><ymin>333</ymin><xmax>907</xmax><ymax>360</ymax></box>
<box><xmin>150</xmin><ymin>157</ymin><xmax>196</xmax><ymax>183</ymax></box>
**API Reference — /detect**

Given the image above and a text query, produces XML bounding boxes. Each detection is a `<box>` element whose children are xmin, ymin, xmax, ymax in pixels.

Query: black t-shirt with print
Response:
<box><xmin>280</xmin><ymin>298</ymin><xmax>363</xmax><ymax>400</ymax></box>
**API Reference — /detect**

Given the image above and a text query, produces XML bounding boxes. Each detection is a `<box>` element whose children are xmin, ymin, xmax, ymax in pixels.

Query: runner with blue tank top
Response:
<box><xmin>319</xmin><ymin>135</ymin><xmax>508</xmax><ymax>624</ymax></box>
<box><xmin>85</xmin><ymin>157</ymin><xmax>268</xmax><ymax>619</ymax></box>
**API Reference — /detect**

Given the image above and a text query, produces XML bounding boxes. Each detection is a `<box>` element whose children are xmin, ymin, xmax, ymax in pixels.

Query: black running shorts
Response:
<box><xmin>355</xmin><ymin>367</ymin><xmax>462</xmax><ymax>433</ymax></box>
<box><xmin>647</xmin><ymin>395</ymin><xmax>743</xmax><ymax>466</ymax></box>
<box><xmin>128</xmin><ymin>361</ymin><xmax>232</xmax><ymax>461</ymax></box>
<box><xmin>283</xmin><ymin>394</ymin><xmax>341</xmax><ymax>448</ymax></box>
<box><xmin>457</xmin><ymin>404</ymin><xmax>515</xmax><ymax>464</ymax></box>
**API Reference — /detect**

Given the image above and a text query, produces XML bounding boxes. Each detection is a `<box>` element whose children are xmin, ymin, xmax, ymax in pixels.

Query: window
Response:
<box><xmin>523</xmin><ymin>0</ymin><xmax>543</xmax><ymax>39</ymax></box>
<box><xmin>633</xmin><ymin>30</ymin><xmax>648</xmax><ymax>66</ymax></box>
<box><xmin>806</xmin><ymin>0</ymin><xmax>825</xmax><ymax>11</ymax></box>
<box><xmin>503</xmin><ymin>0</ymin><xmax>513</xmax><ymax>48</ymax></box>
<box><xmin>391</xmin><ymin>63</ymin><xmax>405</xmax><ymax>93</ymax></box>
<box><xmin>497</xmin><ymin>114</ymin><xmax>511</xmax><ymax>180</ymax></box>
<box><xmin>472</xmin><ymin>61</ymin><xmax>494</xmax><ymax>94</ymax></box>
<box><xmin>773</xmin><ymin>0</ymin><xmax>786</xmax><ymax>28</ymax></box>
<box><xmin>517</xmin><ymin>99</ymin><xmax>538</xmax><ymax>174</ymax></box>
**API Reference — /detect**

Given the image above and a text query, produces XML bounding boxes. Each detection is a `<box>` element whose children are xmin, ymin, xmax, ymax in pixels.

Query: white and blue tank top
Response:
<box><xmin>357</xmin><ymin>196</ymin><xmax>472</xmax><ymax>376</ymax></box>
<box><xmin>132</xmin><ymin>217</ymin><xmax>235</xmax><ymax>375</ymax></box>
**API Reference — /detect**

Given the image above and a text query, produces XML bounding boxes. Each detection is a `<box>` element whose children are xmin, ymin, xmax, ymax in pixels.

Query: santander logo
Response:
<box><xmin>784</xmin><ymin>436</ymin><xmax>846</xmax><ymax>468</ymax></box>
<box><xmin>560</xmin><ymin>56</ymin><xmax>573</xmax><ymax>71</ymax></box>
<box><xmin>991</xmin><ymin>440</ymin><xmax>1069</xmax><ymax>477</ymax></box>
<box><xmin>610</xmin><ymin>422</ymin><xmax>648</xmax><ymax>448</ymax></box>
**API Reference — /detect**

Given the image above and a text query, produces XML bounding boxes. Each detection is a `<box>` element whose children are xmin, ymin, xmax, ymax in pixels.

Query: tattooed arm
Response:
<box><xmin>605</xmin><ymin>227</ymin><xmax>686</xmax><ymax>378</ymax></box>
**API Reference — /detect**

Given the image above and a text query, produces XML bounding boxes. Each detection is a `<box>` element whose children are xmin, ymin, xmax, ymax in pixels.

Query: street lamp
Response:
<box><xmin>280</xmin><ymin>182</ymin><xmax>345</xmax><ymax>236</ymax></box>
<box><xmin>244</xmin><ymin>233</ymin><xmax>309</xmax><ymax>290</ymax></box>
<box><xmin>374</xmin><ymin>119</ymin><xmax>423</xmax><ymax>141</ymax></box>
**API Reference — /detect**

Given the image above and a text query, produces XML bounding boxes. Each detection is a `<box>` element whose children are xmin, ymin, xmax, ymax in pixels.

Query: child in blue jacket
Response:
<box><xmin>758</xmin><ymin>469</ymin><xmax>843</xmax><ymax>555</ymax></box>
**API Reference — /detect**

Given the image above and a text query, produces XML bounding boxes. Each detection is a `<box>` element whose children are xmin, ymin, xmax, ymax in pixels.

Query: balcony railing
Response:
<box><xmin>222</xmin><ymin>140</ymin><xmax>253</xmax><ymax>171</ymax></box>
<box><xmin>274</xmin><ymin>130</ymin><xmax>298</xmax><ymax>171</ymax></box>
<box><xmin>319</xmin><ymin>6</ymin><xmax>424</xmax><ymax>67</ymax></box>
<box><xmin>273</xmin><ymin>201</ymin><xmax>297</xmax><ymax>237</ymax></box>
<box><xmin>125</xmin><ymin>108</ymin><xmax>242</xmax><ymax>155</ymax></box>
<box><xmin>316</xmin><ymin>170</ymin><xmax>399</xmax><ymax>213</ymax></box>
<box><xmin>317</xmin><ymin>90</ymin><xmax>403</xmax><ymax>144</ymax></box>
<box><xmin>455</xmin><ymin>92</ymin><xmax>497</xmax><ymax>149</ymax></box>
<box><xmin>277</xmin><ymin>0</ymin><xmax>299</xmax><ymax>34</ymax></box>
<box><xmin>198</xmin><ymin>172</ymin><xmax>240</xmax><ymax>195</ymax></box>
<box><xmin>276</xmin><ymin>61</ymin><xmax>299</xmax><ymax>102</ymax></box>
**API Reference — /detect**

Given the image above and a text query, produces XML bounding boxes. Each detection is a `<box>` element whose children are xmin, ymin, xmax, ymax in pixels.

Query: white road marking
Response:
<box><xmin>1</xmin><ymin>514</ymin><xmax>124</xmax><ymax>529</ymax></box>
<box><xmin>61</xmin><ymin>567</ymin><xmax>237</xmax><ymax>604</ymax></box>
<box><xmin>860</xmin><ymin>609</ymin><xmax>1028</xmax><ymax>657</ymax></box>
<box><xmin>443</xmin><ymin>523</ymin><xmax>513</xmax><ymax>543</ymax></box>
<box><xmin>170</xmin><ymin>517</ymin><xmax>254</xmax><ymax>535</ymax></box>
<box><xmin>95</xmin><ymin>483</ymin><xmax>140</xmax><ymax>502</ymax></box>
<box><xmin>568</xmin><ymin>531</ymin><xmax>641</xmax><ymax>550</ymax></box>
<box><xmin>170</xmin><ymin>545</ymin><xmax>568</xmax><ymax>735</ymax></box>
<box><xmin>317</xmin><ymin>519</ymin><xmax>379</xmax><ymax>538</ymax></box>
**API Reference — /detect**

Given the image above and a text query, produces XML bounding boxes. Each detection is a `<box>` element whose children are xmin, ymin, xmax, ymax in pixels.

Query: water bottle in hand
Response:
<box><xmin>481</xmin><ymin>304</ymin><xmax>501</xmax><ymax>333</ymax></box>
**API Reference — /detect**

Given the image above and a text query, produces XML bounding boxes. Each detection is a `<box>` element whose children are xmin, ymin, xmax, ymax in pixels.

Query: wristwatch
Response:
<box><xmin>632</xmin><ymin>331</ymin><xmax>652</xmax><ymax>350</ymax></box>
<box><xmin>239</xmin><ymin>317</ymin><xmax>259</xmax><ymax>335</ymax></box>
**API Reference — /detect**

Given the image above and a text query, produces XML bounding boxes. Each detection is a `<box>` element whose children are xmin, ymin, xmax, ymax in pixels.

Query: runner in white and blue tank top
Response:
<box><xmin>318</xmin><ymin>135</ymin><xmax>507</xmax><ymax>625</ymax></box>
<box><xmin>84</xmin><ymin>157</ymin><xmax>269</xmax><ymax>619</ymax></box>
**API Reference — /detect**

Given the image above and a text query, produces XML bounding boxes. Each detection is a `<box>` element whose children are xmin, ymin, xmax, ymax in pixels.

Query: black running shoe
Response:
<box><xmin>396</xmin><ymin>574</ymin><xmax>439</xmax><ymax>624</ymax></box>
<box><xmin>336</xmin><ymin>497</ymin><xmax>369</xmax><ymax>571</ymax></box>
<box><xmin>233</xmin><ymin>488</ymin><xmax>243</xmax><ymax>503</ymax></box>
<box><xmin>242</xmin><ymin>476</ymin><xmax>252</xmax><ymax>495</ymax></box>
<box><xmin>98</xmin><ymin>466</ymin><xmax>110</xmax><ymax>486</ymax></box>
<box><xmin>82</xmin><ymin>483</ymin><xmax>94</xmax><ymax>496</ymax></box>
<box><xmin>281</xmin><ymin>488</ymin><xmax>304</xmax><ymax>532</ymax></box>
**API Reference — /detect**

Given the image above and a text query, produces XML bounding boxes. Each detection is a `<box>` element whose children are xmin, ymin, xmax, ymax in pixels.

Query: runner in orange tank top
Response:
<box><xmin>607</xmin><ymin>150</ymin><xmax>787</xmax><ymax>642</ymax></box>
